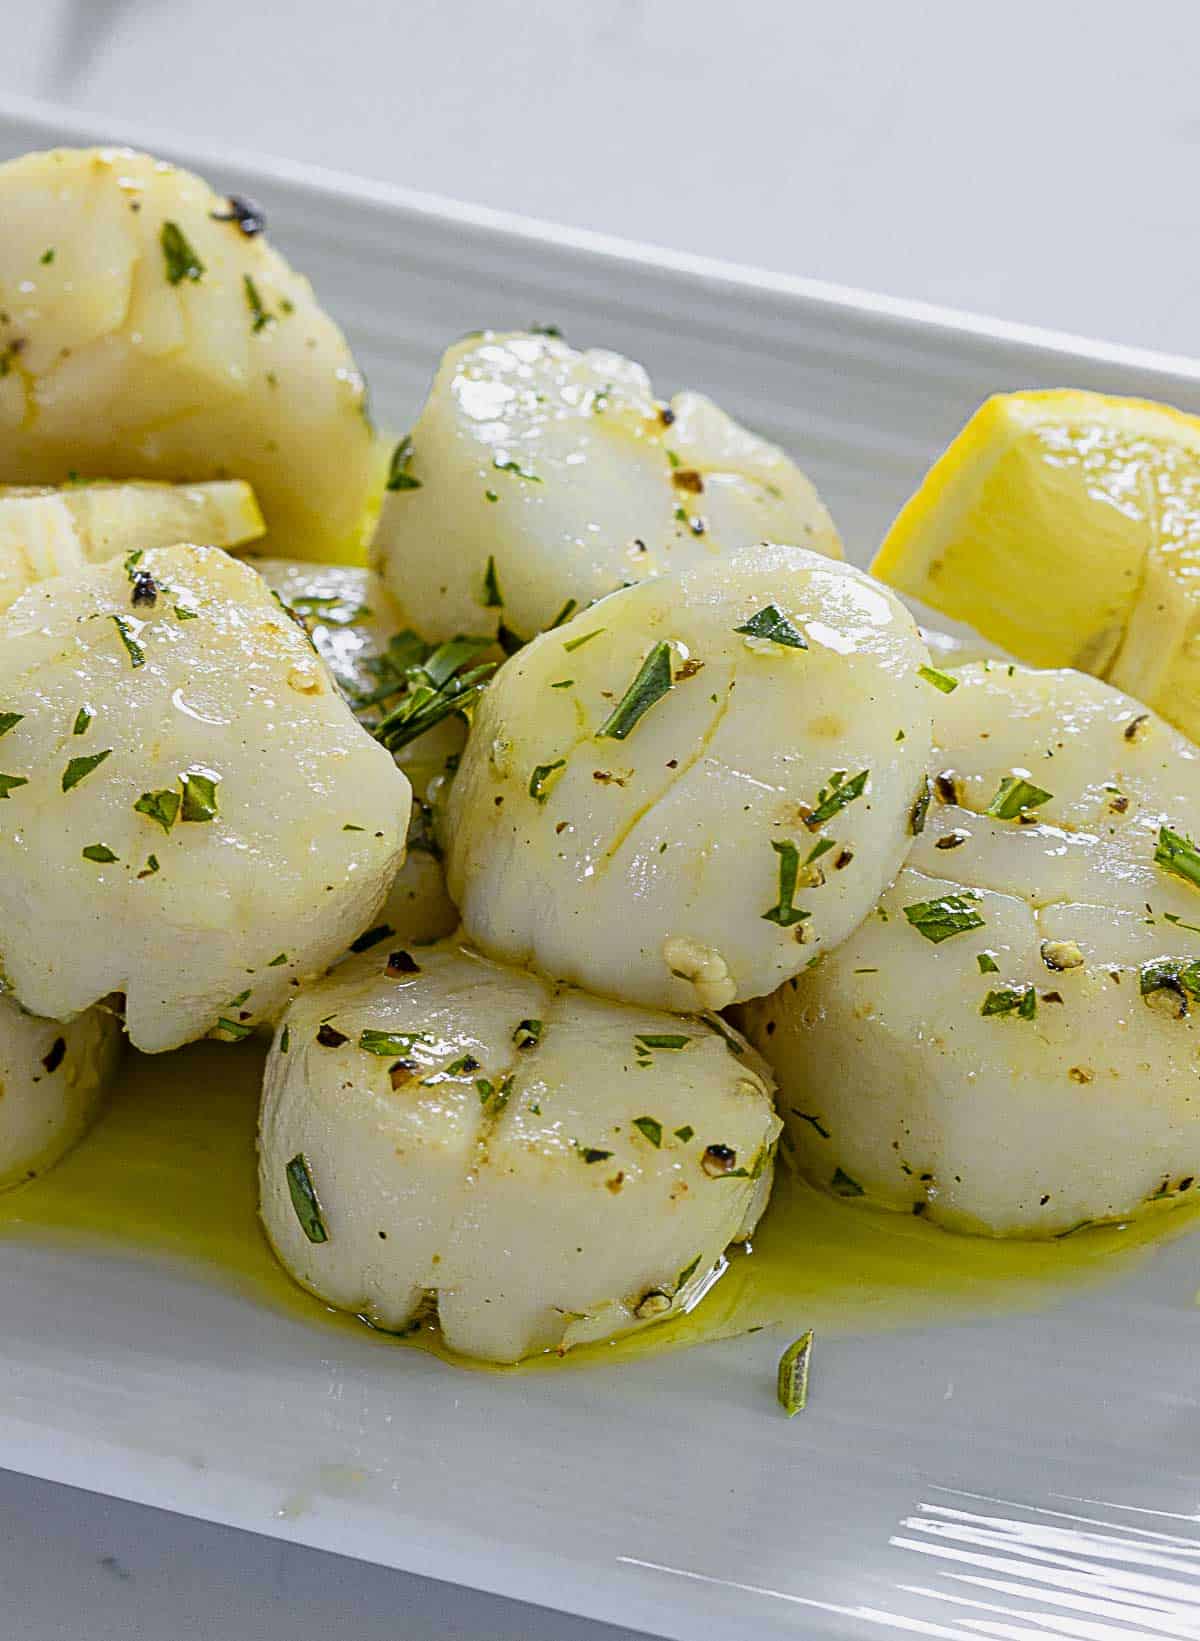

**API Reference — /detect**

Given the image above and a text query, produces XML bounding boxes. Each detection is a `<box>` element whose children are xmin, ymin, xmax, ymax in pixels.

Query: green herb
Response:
<box><xmin>82</xmin><ymin>843</ymin><xmax>118</xmax><ymax>863</ymax></box>
<box><xmin>161</xmin><ymin>221</ymin><xmax>205</xmax><ymax>285</ymax></box>
<box><xmin>831</xmin><ymin>1167</ymin><xmax>864</xmax><ymax>1197</ymax></box>
<box><xmin>633</xmin><ymin>1117</ymin><xmax>663</xmax><ymax>1148</ymax></box>
<box><xmin>1155</xmin><ymin>826</ymin><xmax>1200</xmax><ymax>892</ymax></box>
<box><xmin>372</xmin><ymin>634</ymin><xmax>496</xmax><ymax>755</ymax></box>
<box><xmin>280</xmin><ymin>1025</ymin><xmax>290</xmax><ymax>1053</ymax></box>
<box><xmin>549</xmin><ymin>598</ymin><xmax>578</xmax><ymax>629</ymax></box>
<box><xmin>285</xmin><ymin>1154</ymin><xmax>328</xmax><ymax>1244</ymax></box>
<box><xmin>359</xmin><ymin>1029</ymin><xmax>430</xmax><ymax>1056</ymax></box>
<box><xmin>72</xmin><ymin>707</ymin><xmax>91</xmax><ymax>736</ymax></box>
<box><xmin>977</xmin><ymin>951</ymin><xmax>1000</xmax><ymax>974</ymax></box>
<box><xmin>734</xmin><ymin>604</ymin><xmax>808</xmax><ymax>650</ymax></box>
<box><xmin>981</xmin><ymin>984</ymin><xmax>1037</xmax><ymax>1020</ymax></box>
<box><xmin>62</xmin><ymin>750</ymin><xmax>111</xmax><ymax>792</ymax></box>
<box><xmin>180</xmin><ymin>769</ymin><xmax>220</xmax><ymax>822</ymax></box>
<box><xmin>39</xmin><ymin>248</ymin><xmax>54</xmax><ymax>265</ymax></box>
<box><xmin>110</xmin><ymin>615</ymin><xmax>145</xmax><ymax>668</ymax></box>
<box><xmin>1140</xmin><ymin>957</ymin><xmax>1200</xmax><ymax>1008</ymax></box>
<box><xmin>563</xmin><ymin>628</ymin><xmax>604</xmax><ymax>654</ymax></box>
<box><xmin>529</xmin><ymin>759</ymin><xmax>566</xmax><ymax>801</ymax></box>
<box><xmin>442</xmin><ymin>1054</ymin><xmax>479</xmax><ymax>1077</ymax></box>
<box><xmin>492</xmin><ymin>456</ymin><xmax>541</xmax><ymax>483</ymax></box>
<box><xmin>484</xmin><ymin>489</ymin><xmax>498</xmax><ymax>503</ymax></box>
<box><xmin>513</xmin><ymin>1018</ymin><xmax>543</xmax><ymax>1050</ymax></box>
<box><xmin>0</xmin><ymin>712</ymin><xmax>22</xmax><ymax>739</ymax></box>
<box><xmin>777</xmin><ymin>1329</ymin><xmax>813</xmax><ymax>1417</ymax></box>
<box><xmin>551</xmin><ymin>679</ymin><xmax>574</xmax><ymax>690</ymax></box>
<box><xmin>910</xmin><ymin>774</ymin><xmax>932</xmax><ymax>835</ymax></box>
<box><xmin>902</xmin><ymin>892</ymin><xmax>985</xmax><ymax>944</ymax></box>
<box><xmin>806</xmin><ymin>769</ymin><xmax>869</xmax><ymax>829</ymax></box>
<box><xmin>268</xmin><ymin>952</ymin><xmax>288</xmax><ymax>967</ymax></box>
<box><xmin>530</xmin><ymin>323</ymin><xmax>563</xmax><ymax>337</ymax></box>
<box><xmin>216</xmin><ymin>1017</ymin><xmax>254</xmax><ymax>1040</ymax></box>
<box><xmin>482</xmin><ymin>555</ymin><xmax>503</xmax><ymax>608</ymax></box>
<box><xmin>634</xmin><ymin>1033</ymin><xmax>691</xmax><ymax>1050</ymax></box>
<box><xmin>497</xmin><ymin>622</ymin><xmax>525</xmax><ymax>657</ymax></box>
<box><xmin>597</xmin><ymin>641</ymin><xmax>674</xmax><ymax>740</ymax></box>
<box><xmin>0</xmin><ymin>773</ymin><xmax>27</xmax><ymax>800</ymax></box>
<box><xmin>917</xmin><ymin>665</ymin><xmax>959</xmax><ymax>694</ymax></box>
<box><xmin>674</xmin><ymin>1125</ymin><xmax>694</xmax><ymax>1143</ymax></box>
<box><xmin>243</xmin><ymin>275</ymin><xmax>273</xmax><ymax>334</ymax></box>
<box><xmin>343</xmin><ymin>823</ymin><xmax>364</xmax><ymax>832</ymax></box>
<box><xmin>762</xmin><ymin>839</ymin><xmax>812</xmax><ymax>928</ymax></box>
<box><xmin>985</xmin><ymin>775</ymin><xmax>1052</xmax><ymax>820</ymax></box>
<box><xmin>385</xmin><ymin>434</ymin><xmax>422</xmax><ymax>492</ymax></box>
<box><xmin>137</xmin><ymin>855</ymin><xmax>160</xmax><ymax>878</ymax></box>
<box><xmin>674</xmin><ymin>1254</ymin><xmax>702</xmax><ymax>1292</ymax></box>
<box><xmin>576</xmin><ymin>1145</ymin><xmax>612</xmax><ymax>1164</ymax></box>
<box><xmin>349</xmin><ymin>924</ymin><xmax>395</xmax><ymax>954</ymax></box>
<box><xmin>227</xmin><ymin>989</ymin><xmax>251</xmax><ymax>1009</ymax></box>
<box><xmin>174</xmin><ymin>605</ymin><xmax>199</xmax><ymax>621</ymax></box>
<box><xmin>135</xmin><ymin>789</ymin><xmax>181</xmax><ymax>833</ymax></box>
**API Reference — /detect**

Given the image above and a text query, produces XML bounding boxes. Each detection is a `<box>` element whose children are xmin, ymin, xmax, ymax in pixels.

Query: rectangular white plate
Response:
<box><xmin>3</xmin><ymin>94</ymin><xmax>1200</xmax><ymax>1641</ymax></box>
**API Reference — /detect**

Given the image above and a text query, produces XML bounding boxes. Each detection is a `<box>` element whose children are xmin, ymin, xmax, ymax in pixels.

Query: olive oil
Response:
<box><xmin>0</xmin><ymin>1040</ymin><xmax>1192</xmax><ymax>1375</ymax></box>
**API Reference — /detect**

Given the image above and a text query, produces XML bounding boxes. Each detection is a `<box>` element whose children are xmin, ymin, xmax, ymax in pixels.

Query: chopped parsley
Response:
<box><xmin>160</xmin><ymin>221</ymin><xmax>205</xmax><ymax>285</ymax></box>
<box><xmin>179</xmin><ymin>769</ymin><xmax>220</xmax><ymax>822</ymax></box>
<box><xmin>549</xmin><ymin>598</ymin><xmax>578</xmax><ymax>629</ymax></box>
<box><xmin>482</xmin><ymin>555</ymin><xmax>503</xmax><ymax>608</ymax></box>
<box><xmin>0</xmin><ymin>774</ymin><xmax>28</xmax><ymax>799</ymax></box>
<box><xmin>492</xmin><ymin>456</ymin><xmax>541</xmax><ymax>483</ymax></box>
<box><xmin>977</xmin><ymin>951</ymin><xmax>1000</xmax><ymax>974</ymax></box>
<box><xmin>135</xmin><ymin>789</ymin><xmax>181</xmax><ymax>833</ymax></box>
<box><xmin>831</xmin><ymin>1167</ymin><xmax>865</xmax><ymax>1197</ymax></box>
<box><xmin>1155</xmin><ymin>825</ymin><xmax>1200</xmax><ymax>892</ymax></box>
<box><xmin>576</xmin><ymin>1145</ymin><xmax>613</xmax><ymax>1164</ymax></box>
<box><xmin>72</xmin><ymin>706</ymin><xmax>91</xmax><ymax>736</ymax></box>
<box><xmin>597</xmin><ymin>641</ymin><xmax>674</xmax><ymax>740</ymax></box>
<box><xmin>806</xmin><ymin>769</ymin><xmax>869</xmax><ymax>829</ymax></box>
<box><xmin>372</xmin><ymin>634</ymin><xmax>495</xmax><ymax>755</ymax></box>
<box><xmin>633</xmin><ymin>1117</ymin><xmax>663</xmax><ymax>1148</ymax></box>
<box><xmin>513</xmin><ymin>1018</ymin><xmax>543</xmax><ymax>1050</ymax></box>
<box><xmin>563</xmin><ymin>628</ymin><xmax>605</xmax><ymax>654</ymax></box>
<box><xmin>675</xmin><ymin>1254</ymin><xmax>702</xmax><ymax>1292</ymax></box>
<box><xmin>985</xmin><ymin>775</ymin><xmax>1052</xmax><ymax>820</ymax></box>
<box><xmin>674</xmin><ymin>1125</ymin><xmax>695</xmax><ymax>1143</ymax></box>
<box><xmin>137</xmin><ymin>855</ymin><xmax>160</xmax><ymax>878</ymax></box>
<box><xmin>777</xmin><ymin>1329</ymin><xmax>813</xmax><ymax>1417</ymax></box>
<box><xmin>1140</xmin><ymin>957</ymin><xmax>1200</xmax><ymax>1009</ymax></box>
<box><xmin>110</xmin><ymin>615</ymin><xmax>146</xmax><ymax>668</ymax></box>
<box><xmin>82</xmin><ymin>843</ymin><xmax>118</xmax><ymax>863</ymax></box>
<box><xmin>529</xmin><ymin>759</ymin><xmax>566</xmax><ymax>802</ymax></box>
<box><xmin>981</xmin><ymin>984</ymin><xmax>1037</xmax><ymax>1020</ymax></box>
<box><xmin>635</xmin><ymin>1033</ymin><xmax>691</xmax><ymax>1050</ymax></box>
<box><xmin>917</xmin><ymin>665</ymin><xmax>959</xmax><ymax>694</ymax></box>
<box><xmin>62</xmin><ymin>750</ymin><xmax>111</xmax><ymax>792</ymax></box>
<box><xmin>734</xmin><ymin>604</ymin><xmax>808</xmax><ymax>650</ymax></box>
<box><xmin>285</xmin><ymin>1154</ymin><xmax>328</xmax><ymax>1244</ymax></box>
<box><xmin>0</xmin><ymin>712</ymin><xmax>22</xmax><ymax>739</ymax></box>
<box><xmin>268</xmin><ymin>952</ymin><xmax>288</xmax><ymax>966</ymax></box>
<box><xmin>762</xmin><ymin>839</ymin><xmax>812</xmax><ymax>928</ymax></box>
<box><xmin>359</xmin><ymin>1029</ymin><xmax>429</xmax><ymax>1056</ymax></box>
<box><xmin>902</xmin><ymin>892</ymin><xmax>985</xmax><ymax>944</ymax></box>
<box><xmin>910</xmin><ymin>773</ymin><xmax>932</xmax><ymax>835</ymax></box>
<box><xmin>386</xmin><ymin>434</ymin><xmax>422</xmax><ymax>492</ymax></box>
<box><xmin>215</xmin><ymin>1017</ymin><xmax>254</xmax><ymax>1040</ymax></box>
<box><xmin>243</xmin><ymin>274</ymin><xmax>272</xmax><ymax>332</ymax></box>
<box><xmin>39</xmin><ymin>248</ymin><xmax>54</xmax><ymax>266</ymax></box>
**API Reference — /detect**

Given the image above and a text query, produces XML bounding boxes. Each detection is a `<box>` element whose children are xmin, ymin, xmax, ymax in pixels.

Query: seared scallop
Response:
<box><xmin>0</xmin><ymin>996</ymin><xmax>121</xmax><ymax>1192</ymax></box>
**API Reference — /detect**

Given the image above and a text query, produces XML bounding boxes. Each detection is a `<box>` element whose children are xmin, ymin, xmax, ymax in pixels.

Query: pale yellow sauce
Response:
<box><xmin>0</xmin><ymin>1039</ymin><xmax>1193</xmax><ymax>1375</ymax></box>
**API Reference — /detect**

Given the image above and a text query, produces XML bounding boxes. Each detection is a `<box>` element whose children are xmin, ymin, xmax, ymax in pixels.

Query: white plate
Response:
<box><xmin>3</xmin><ymin>94</ymin><xmax>1200</xmax><ymax>1641</ymax></box>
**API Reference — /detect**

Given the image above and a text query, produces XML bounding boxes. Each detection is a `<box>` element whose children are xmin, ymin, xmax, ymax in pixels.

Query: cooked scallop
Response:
<box><xmin>373</xmin><ymin>330</ymin><xmax>841</xmax><ymax>643</ymax></box>
<box><xmin>0</xmin><ymin>480</ymin><xmax>264</xmax><ymax>613</ymax></box>
<box><xmin>252</xmin><ymin>557</ymin><xmax>462</xmax><ymax>946</ymax></box>
<box><xmin>0</xmin><ymin>996</ymin><xmax>122</xmax><ymax>1192</ymax></box>
<box><xmin>259</xmin><ymin>941</ymin><xmax>779</xmax><ymax>1363</ymax></box>
<box><xmin>0</xmin><ymin>147</ymin><xmax>383</xmax><ymax>560</ymax></box>
<box><xmin>740</xmin><ymin>662</ymin><xmax>1200</xmax><ymax>1236</ymax></box>
<box><xmin>445</xmin><ymin>545</ymin><xmax>933</xmax><ymax>1011</ymax></box>
<box><xmin>0</xmin><ymin>544</ymin><xmax>409</xmax><ymax>1052</ymax></box>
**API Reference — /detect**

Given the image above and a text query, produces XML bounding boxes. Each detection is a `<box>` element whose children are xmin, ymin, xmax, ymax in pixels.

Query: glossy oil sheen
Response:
<box><xmin>0</xmin><ymin>1039</ymin><xmax>1192</xmax><ymax>1377</ymax></box>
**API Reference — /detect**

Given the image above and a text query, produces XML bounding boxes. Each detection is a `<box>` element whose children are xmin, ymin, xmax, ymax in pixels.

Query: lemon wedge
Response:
<box><xmin>0</xmin><ymin>479</ymin><xmax>264</xmax><ymax>612</ymax></box>
<box><xmin>872</xmin><ymin>390</ymin><xmax>1200</xmax><ymax>737</ymax></box>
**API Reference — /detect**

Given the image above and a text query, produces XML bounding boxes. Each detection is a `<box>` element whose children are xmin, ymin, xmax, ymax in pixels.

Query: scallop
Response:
<box><xmin>372</xmin><ymin>329</ymin><xmax>840</xmax><ymax>643</ymax></box>
<box><xmin>259</xmin><ymin>941</ymin><xmax>778</xmax><ymax>1362</ymax></box>
<box><xmin>0</xmin><ymin>147</ymin><xmax>383</xmax><ymax>560</ymax></box>
<box><xmin>0</xmin><ymin>996</ymin><xmax>122</xmax><ymax>1192</ymax></box>
<box><xmin>252</xmin><ymin>556</ymin><xmax>461</xmax><ymax>946</ymax></box>
<box><xmin>740</xmin><ymin>662</ymin><xmax>1200</xmax><ymax>1236</ymax></box>
<box><xmin>0</xmin><ymin>544</ymin><xmax>409</xmax><ymax>1052</ymax></box>
<box><xmin>445</xmin><ymin>545</ymin><xmax>933</xmax><ymax>1011</ymax></box>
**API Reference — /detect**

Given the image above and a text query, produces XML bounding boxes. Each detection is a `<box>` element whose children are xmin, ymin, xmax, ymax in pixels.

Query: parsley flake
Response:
<box><xmin>1155</xmin><ymin>825</ymin><xmax>1200</xmax><ymax>892</ymax></box>
<box><xmin>359</xmin><ymin>1029</ymin><xmax>430</xmax><ymax>1056</ymax></box>
<box><xmin>179</xmin><ymin>769</ymin><xmax>220</xmax><ymax>822</ymax></box>
<box><xmin>981</xmin><ymin>984</ymin><xmax>1037</xmax><ymax>1020</ymax></box>
<box><xmin>985</xmin><ymin>775</ymin><xmax>1052</xmax><ymax>820</ymax></box>
<box><xmin>902</xmin><ymin>892</ymin><xmax>985</xmax><ymax>944</ymax></box>
<box><xmin>82</xmin><ymin>843</ymin><xmax>118</xmax><ymax>863</ymax></box>
<box><xmin>597</xmin><ymin>641</ymin><xmax>674</xmax><ymax>740</ymax></box>
<box><xmin>917</xmin><ymin>665</ymin><xmax>959</xmax><ymax>694</ymax></box>
<box><xmin>734</xmin><ymin>604</ymin><xmax>808</xmax><ymax>649</ymax></box>
<box><xmin>0</xmin><ymin>712</ymin><xmax>22</xmax><ymax>739</ymax></box>
<box><xmin>386</xmin><ymin>434</ymin><xmax>422</xmax><ymax>492</ymax></box>
<box><xmin>806</xmin><ymin>769</ymin><xmax>869</xmax><ymax>829</ymax></box>
<box><xmin>285</xmin><ymin>1154</ymin><xmax>328</xmax><ymax>1244</ymax></box>
<box><xmin>62</xmin><ymin>750</ymin><xmax>111</xmax><ymax>792</ymax></box>
<box><xmin>110</xmin><ymin>615</ymin><xmax>145</xmax><ymax>668</ymax></box>
<box><xmin>633</xmin><ymin>1116</ymin><xmax>663</xmax><ymax>1148</ymax></box>
<box><xmin>563</xmin><ymin>628</ymin><xmax>604</xmax><ymax>653</ymax></box>
<box><xmin>243</xmin><ymin>273</ymin><xmax>272</xmax><ymax>333</ymax></box>
<box><xmin>762</xmin><ymin>839</ymin><xmax>812</xmax><ymax>928</ymax></box>
<box><xmin>72</xmin><ymin>706</ymin><xmax>91</xmax><ymax>736</ymax></box>
<box><xmin>135</xmin><ymin>789</ymin><xmax>181</xmax><ymax>833</ymax></box>
<box><xmin>160</xmin><ymin>221</ymin><xmax>205</xmax><ymax>286</ymax></box>
<box><xmin>529</xmin><ymin>759</ymin><xmax>566</xmax><ymax>802</ymax></box>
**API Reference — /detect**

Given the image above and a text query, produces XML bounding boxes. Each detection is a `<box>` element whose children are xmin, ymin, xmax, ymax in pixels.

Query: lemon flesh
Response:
<box><xmin>872</xmin><ymin>391</ymin><xmax>1200</xmax><ymax>733</ymax></box>
<box><xmin>0</xmin><ymin>479</ymin><xmax>264</xmax><ymax>611</ymax></box>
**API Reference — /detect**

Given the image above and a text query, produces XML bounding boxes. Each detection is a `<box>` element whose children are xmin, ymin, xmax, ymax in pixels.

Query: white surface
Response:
<box><xmin>3</xmin><ymin>13</ymin><xmax>1200</xmax><ymax>1639</ymax></box>
<box><xmin>3</xmin><ymin>0</ymin><xmax>1200</xmax><ymax>361</ymax></box>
